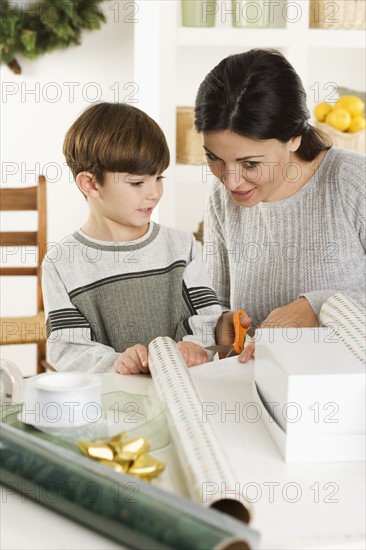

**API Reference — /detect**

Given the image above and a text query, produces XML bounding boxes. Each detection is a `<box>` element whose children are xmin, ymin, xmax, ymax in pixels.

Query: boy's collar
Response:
<box><xmin>73</xmin><ymin>222</ymin><xmax>160</xmax><ymax>251</ymax></box>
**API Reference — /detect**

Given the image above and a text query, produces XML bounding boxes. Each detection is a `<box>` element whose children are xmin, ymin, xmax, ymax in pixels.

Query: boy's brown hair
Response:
<box><xmin>63</xmin><ymin>102</ymin><xmax>170</xmax><ymax>184</ymax></box>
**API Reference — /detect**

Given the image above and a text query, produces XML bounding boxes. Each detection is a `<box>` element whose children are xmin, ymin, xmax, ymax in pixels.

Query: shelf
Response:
<box><xmin>177</xmin><ymin>27</ymin><xmax>365</xmax><ymax>50</ymax></box>
<box><xmin>177</xmin><ymin>27</ymin><xmax>290</xmax><ymax>48</ymax></box>
<box><xmin>308</xmin><ymin>29</ymin><xmax>366</xmax><ymax>49</ymax></box>
<box><xmin>134</xmin><ymin>1</ymin><xmax>365</xmax><ymax>229</ymax></box>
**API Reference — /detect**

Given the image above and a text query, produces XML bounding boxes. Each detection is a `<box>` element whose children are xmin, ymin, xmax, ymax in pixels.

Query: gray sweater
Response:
<box><xmin>42</xmin><ymin>222</ymin><xmax>221</xmax><ymax>372</ymax></box>
<box><xmin>204</xmin><ymin>147</ymin><xmax>366</xmax><ymax>328</ymax></box>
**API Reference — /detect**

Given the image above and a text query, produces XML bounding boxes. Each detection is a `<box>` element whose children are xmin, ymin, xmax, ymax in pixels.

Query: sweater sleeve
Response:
<box><xmin>42</xmin><ymin>260</ymin><xmax>120</xmax><ymax>373</ymax></box>
<box><xmin>204</xmin><ymin>181</ymin><xmax>231</xmax><ymax>310</ymax></box>
<box><xmin>175</xmin><ymin>236</ymin><xmax>222</xmax><ymax>353</ymax></box>
<box><xmin>298</xmin><ymin>289</ymin><xmax>342</xmax><ymax>321</ymax></box>
<box><xmin>300</xmin><ymin>149</ymin><xmax>366</xmax><ymax>318</ymax></box>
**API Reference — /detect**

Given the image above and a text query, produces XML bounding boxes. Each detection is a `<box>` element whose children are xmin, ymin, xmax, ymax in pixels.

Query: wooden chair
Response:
<box><xmin>0</xmin><ymin>176</ymin><xmax>53</xmax><ymax>374</ymax></box>
<box><xmin>193</xmin><ymin>220</ymin><xmax>204</xmax><ymax>244</ymax></box>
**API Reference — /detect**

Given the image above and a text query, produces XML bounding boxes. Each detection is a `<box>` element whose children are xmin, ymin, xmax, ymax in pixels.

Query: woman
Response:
<box><xmin>195</xmin><ymin>49</ymin><xmax>365</xmax><ymax>362</ymax></box>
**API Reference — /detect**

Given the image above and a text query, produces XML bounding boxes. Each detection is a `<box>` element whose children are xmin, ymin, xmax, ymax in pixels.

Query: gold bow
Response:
<box><xmin>78</xmin><ymin>432</ymin><xmax>165</xmax><ymax>481</ymax></box>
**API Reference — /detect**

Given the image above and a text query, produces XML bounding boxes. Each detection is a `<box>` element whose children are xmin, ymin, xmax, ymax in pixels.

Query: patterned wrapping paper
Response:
<box><xmin>148</xmin><ymin>336</ymin><xmax>252</xmax><ymax>523</ymax></box>
<box><xmin>0</xmin><ymin>422</ymin><xmax>260</xmax><ymax>550</ymax></box>
<box><xmin>320</xmin><ymin>293</ymin><xmax>366</xmax><ymax>365</ymax></box>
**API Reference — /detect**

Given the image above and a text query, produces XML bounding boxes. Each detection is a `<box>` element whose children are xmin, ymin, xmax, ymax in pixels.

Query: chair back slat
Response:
<box><xmin>0</xmin><ymin>267</ymin><xmax>37</xmax><ymax>276</ymax></box>
<box><xmin>0</xmin><ymin>187</ymin><xmax>37</xmax><ymax>210</ymax></box>
<box><xmin>0</xmin><ymin>231</ymin><xmax>38</xmax><ymax>246</ymax></box>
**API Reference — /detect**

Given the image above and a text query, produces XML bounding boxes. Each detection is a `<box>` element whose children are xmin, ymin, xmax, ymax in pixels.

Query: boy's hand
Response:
<box><xmin>114</xmin><ymin>344</ymin><xmax>149</xmax><ymax>375</ymax></box>
<box><xmin>177</xmin><ymin>341</ymin><xmax>208</xmax><ymax>367</ymax></box>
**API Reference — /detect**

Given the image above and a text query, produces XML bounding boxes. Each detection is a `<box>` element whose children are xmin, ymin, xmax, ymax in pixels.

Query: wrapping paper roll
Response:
<box><xmin>148</xmin><ymin>336</ymin><xmax>252</xmax><ymax>523</ymax></box>
<box><xmin>1</xmin><ymin>423</ymin><xmax>259</xmax><ymax>550</ymax></box>
<box><xmin>320</xmin><ymin>293</ymin><xmax>366</xmax><ymax>365</ymax></box>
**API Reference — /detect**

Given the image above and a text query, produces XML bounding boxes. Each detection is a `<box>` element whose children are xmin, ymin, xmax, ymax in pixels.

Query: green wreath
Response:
<box><xmin>0</xmin><ymin>0</ymin><xmax>106</xmax><ymax>74</ymax></box>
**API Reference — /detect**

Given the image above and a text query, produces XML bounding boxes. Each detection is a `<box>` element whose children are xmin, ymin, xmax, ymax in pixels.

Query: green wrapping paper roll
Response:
<box><xmin>0</xmin><ymin>424</ymin><xmax>260</xmax><ymax>549</ymax></box>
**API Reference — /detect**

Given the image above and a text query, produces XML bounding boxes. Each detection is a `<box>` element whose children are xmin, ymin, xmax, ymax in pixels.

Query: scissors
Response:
<box><xmin>206</xmin><ymin>309</ymin><xmax>251</xmax><ymax>358</ymax></box>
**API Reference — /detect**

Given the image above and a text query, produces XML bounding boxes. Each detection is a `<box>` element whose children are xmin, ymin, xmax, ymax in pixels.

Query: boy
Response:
<box><xmin>42</xmin><ymin>102</ymin><xmax>221</xmax><ymax>374</ymax></box>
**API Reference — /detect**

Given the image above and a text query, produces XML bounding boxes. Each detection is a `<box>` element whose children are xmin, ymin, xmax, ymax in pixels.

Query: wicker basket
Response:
<box><xmin>310</xmin><ymin>0</ymin><xmax>366</xmax><ymax>29</ymax></box>
<box><xmin>176</xmin><ymin>106</ymin><xmax>206</xmax><ymax>164</ymax></box>
<box><xmin>315</xmin><ymin>121</ymin><xmax>366</xmax><ymax>153</ymax></box>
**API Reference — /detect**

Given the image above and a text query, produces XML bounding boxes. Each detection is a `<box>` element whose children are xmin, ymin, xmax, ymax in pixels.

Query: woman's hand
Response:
<box><xmin>239</xmin><ymin>297</ymin><xmax>319</xmax><ymax>363</ymax></box>
<box><xmin>216</xmin><ymin>311</ymin><xmax>252</xmax><ymax>345</ymax></box>
<box><xmin>114</xmin><ymin>344</ymin><xmax>149</xmax><ymax>375</ymax></box>
<box><xmin>177</xmin><ymin>341</ymin><xmax>208</xmax><ymax>367</ymax></box>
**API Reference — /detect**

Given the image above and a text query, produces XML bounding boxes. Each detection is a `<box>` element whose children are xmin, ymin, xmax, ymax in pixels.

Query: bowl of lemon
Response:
<box><xmin>314</xmin><ymin>95</ymin><xmax>365</xmax><ymax>153</ymax></box>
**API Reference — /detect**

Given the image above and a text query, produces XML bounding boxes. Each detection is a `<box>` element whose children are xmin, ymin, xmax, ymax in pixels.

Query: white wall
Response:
<box><xmin>1</xmin><ymin>1</ymin><xmax>134</xmax><ymax>375</ymax></box>
<box><xmin>1</xmin><ymin>1</ymin><xmax>135</xmax><ymax>242</ymax></box>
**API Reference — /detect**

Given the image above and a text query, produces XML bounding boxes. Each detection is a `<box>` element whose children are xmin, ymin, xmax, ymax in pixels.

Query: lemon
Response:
<box><xmin>325</xmin><ymin>108</ymin><xmax>352</xmax><ymax>132</ymax></box>
<box><xmin>335</xmin><ymin>95</ymin><xmax>365</xmax><ymax>118</ymax></box>
<box><xmin>314</xmin><ymin>102</ymin><xmax>332</xmax><ymax>122</ymax></box>
<box><xmin>348</xmin><ymin>116</ymin><xmax>366</xmax><ymax>133</ymax></box>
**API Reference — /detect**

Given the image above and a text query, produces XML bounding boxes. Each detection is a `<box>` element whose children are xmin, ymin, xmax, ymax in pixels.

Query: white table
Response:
<box><xmin>1</xmin><ymin>365</ymin><xmax>365</xmax><ymax>550</ymax></box>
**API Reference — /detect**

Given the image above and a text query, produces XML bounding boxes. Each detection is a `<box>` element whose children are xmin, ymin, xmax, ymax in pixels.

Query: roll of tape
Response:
<box><xmin>0</xmin><ymin>359</ymin><xmax>24</xmax><ymax>404</ymax></box>
<box><xmin>21</xmin><ymin>372</ymin><xmax>102</xmax><ymax>428</ymax></box>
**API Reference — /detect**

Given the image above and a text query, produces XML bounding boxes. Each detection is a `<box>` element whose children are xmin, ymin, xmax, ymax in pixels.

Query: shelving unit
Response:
<box><xmin>177</xmin><ymin>27</ymin><xmax>291</xmax><ymax>47</ymax></box>
<box><xmin>178</xmin><ymin>27</ymin><xmax>364</xmax><ymax>49</ymax></box>
<box><xmin>308</xmin><ymin>28</ymin><xmax>365</xmax><ymax>48</ymax></box>
<box><xmin>133</xmin><ymin>0</ymin><xmax>365</xmax><ymax>231</ymax></box>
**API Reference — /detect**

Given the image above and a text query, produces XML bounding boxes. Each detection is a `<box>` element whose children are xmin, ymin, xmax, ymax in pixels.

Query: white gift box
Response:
<box><xmin>254</xmin><ymin>328</ymin><xmax>365</xmax><ymax>462</ymax></box>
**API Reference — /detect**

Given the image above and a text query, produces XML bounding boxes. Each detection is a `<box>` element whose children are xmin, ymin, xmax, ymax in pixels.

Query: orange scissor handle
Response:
<box><xmin>232</xmin><ymin>309</ymin><xmax>251</xmax><ymax>355</ymax></box>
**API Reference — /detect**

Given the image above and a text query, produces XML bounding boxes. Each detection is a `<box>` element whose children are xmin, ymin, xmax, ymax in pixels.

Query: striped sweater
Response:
<box><xmin>42</xmin><ymin>222</ymin><xmax>222</xmax><ymax>372</ymax></box>
<box><xmin>204</xmin><ymin>147</ymin><xmax>366</xmax><ymax>329</ymax></box>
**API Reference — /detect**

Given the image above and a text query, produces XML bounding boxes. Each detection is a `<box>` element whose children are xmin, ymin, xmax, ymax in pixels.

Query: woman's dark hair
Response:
<box><xmin>64</xmin><ymin>102</ymin><xmax>170</xmax><ymax>184</ymax></box>
<box><xmin>195</xmin><ymin>49</ymin><xmax>331</xmax><ymax>161</ymax></box>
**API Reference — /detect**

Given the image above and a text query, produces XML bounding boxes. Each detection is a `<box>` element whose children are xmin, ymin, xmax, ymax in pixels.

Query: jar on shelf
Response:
<box><xmin>232</xmin><ymin>0</ymin><xmax>271</xmax><ymax>28</ymax></box>
<box><xmin>181</xmin><ymin>0</ymin><xmax>217</xmax><ymax>27</ymax></box>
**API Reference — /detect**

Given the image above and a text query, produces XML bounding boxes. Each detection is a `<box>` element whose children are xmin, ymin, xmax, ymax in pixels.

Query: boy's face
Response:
<box><xmin>92</xmin><ymin>171</ymin><xmax>164</xmax><ymax>239</ymax></box>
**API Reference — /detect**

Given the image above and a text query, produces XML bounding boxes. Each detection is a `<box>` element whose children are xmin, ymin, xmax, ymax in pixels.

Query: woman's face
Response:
<box><xmin>203</xmin><ymin>130</ymin><xmax>302</xmax><ymax>207</ymax></box>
